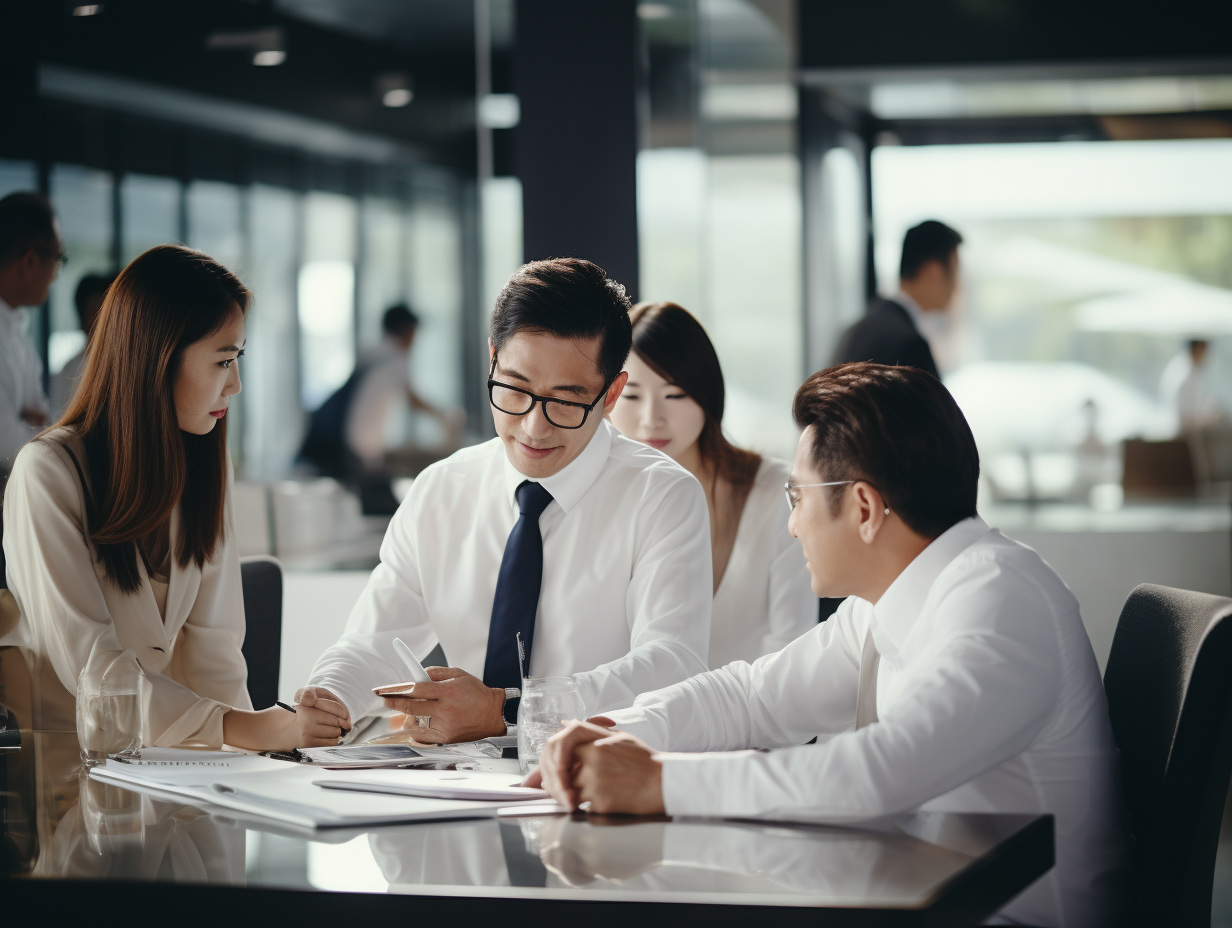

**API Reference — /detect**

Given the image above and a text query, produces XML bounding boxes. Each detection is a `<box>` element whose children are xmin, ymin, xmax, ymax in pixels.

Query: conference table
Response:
<box><xmin>0</xmin><ymin>731</ymin><xmax>1053</xmax><ymax>925</ymax></box>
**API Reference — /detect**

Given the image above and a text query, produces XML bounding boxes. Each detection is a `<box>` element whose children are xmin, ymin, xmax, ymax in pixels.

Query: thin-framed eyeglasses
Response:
<box><xmin>784</xmin><ymin>480</ymin><xmax>855</xmax><ymax>513</ymax></box>
<box><xmin>488</xmin><ymin>358</ymin><xmax>611</xmax><ymax>430</ymax></box>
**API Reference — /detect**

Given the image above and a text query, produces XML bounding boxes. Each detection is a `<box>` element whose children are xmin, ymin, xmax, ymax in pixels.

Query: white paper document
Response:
<box><xmin>315</xmin><ymin>768</ymin><xmax>549</xmax><ymax>802</ymax></box>
<box><xmin>89</xmin><ymin>753</ymin><xmax>518</xmax><ymax>829</ymax></box>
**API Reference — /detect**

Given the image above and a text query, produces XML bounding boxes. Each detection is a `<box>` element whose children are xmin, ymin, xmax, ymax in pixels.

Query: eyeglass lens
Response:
<box><xmin>490</xmin><ymin>383</ymin><xmax>588</xmax><ymax>429</ymax></box>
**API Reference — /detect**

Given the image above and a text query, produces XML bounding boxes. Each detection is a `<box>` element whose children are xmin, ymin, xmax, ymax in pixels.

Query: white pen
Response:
<box><xmin>392</xmin><ymin>637</ymin><xmax>431</xmax><ymax>683</ymax></box>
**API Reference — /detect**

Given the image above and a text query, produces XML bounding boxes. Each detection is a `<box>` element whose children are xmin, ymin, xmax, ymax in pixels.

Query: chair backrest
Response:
<box><xmin>1103</xmin><ymin>583</ymin><xmax>1232</xmax><ymax>928</ymax></box>
<box><xmin>239</xmin><ymin>556</ymin><xmax>283</xmax><ymax>710</ymax></box>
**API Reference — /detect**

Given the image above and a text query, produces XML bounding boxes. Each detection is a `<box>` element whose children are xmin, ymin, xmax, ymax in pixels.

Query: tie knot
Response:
<box><xmin>515</xmin><ymin>480</ymin><xmax>553</xmax><ymax>518</ymax></box>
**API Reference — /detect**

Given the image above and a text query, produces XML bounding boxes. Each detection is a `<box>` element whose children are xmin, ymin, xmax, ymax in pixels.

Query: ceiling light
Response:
<box><xmin>207</xmin><ymin>26</ymin><xmax>286</xmax><ymax>67</ymax></box>
<box><xmin>638</xmin><ymin>3</ymin><xmax>674</xmax><ymax>19</ymax></box>
<box><xmin>376</xmin><ymin>73</ymin><xmax>414</xmax><ymax>108</ymax></box>
<box><xmin>478</xmin><ymin>93</ymin><xmax>520</xmax><ymax>129</ymax></box>
<box><xmin>72</xmin><ymin>4</ymin><xmax>103</xmax><ymax>15</ymax></box>
<box><xmin>253</xmin><ymin>49</ymin><xmax>286</xmax><ymax>67</ymax></box>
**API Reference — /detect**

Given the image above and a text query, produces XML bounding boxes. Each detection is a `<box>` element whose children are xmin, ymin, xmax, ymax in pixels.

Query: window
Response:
<box><xmin>873</xmin><ymin>138</ymin><xmax>1232</xmax><ymax>502</ymax></box>
<box><xmin>120</xmin><ymin>173</ymin><xmax>180</xmax><ymax>264</ymax></box>
<box><xmin>298</xmin><ymin>191</ymin><xmax>357</xmax><ymax>410</ymax></box>
<box><xmin>47</xmin><ymin>165</ymin><xmax>112</xmax><ymax>385</ymax></box>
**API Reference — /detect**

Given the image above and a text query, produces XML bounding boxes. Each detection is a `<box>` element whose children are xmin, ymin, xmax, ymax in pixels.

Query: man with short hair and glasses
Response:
<box><xmin>533</xmin><ymin>362</ymin><xmax>1128</xmax><ymax>928</ymax></box>
<box><xmin>0</xmin><ymin>192</ymin><xmax>60</xmax><ymax>471</ymax></box>
<box><xmin>297</xmin><ymin>258</ymin><xmax>712</xmax><ymax>744</ymax></box>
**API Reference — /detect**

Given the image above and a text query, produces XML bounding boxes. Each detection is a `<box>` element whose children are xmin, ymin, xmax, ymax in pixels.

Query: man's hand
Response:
<box><xmin>529</xmin><ymin>719</ymin><xmax>665</xmax><ymax>816</ymax></box>
<box><xmin>379</xmin><ymin>667</ymin><xmax>505</xmax><ymax>743</ymax></box>
<box><xmin>20</xmin><ymin>406</ymin><xmax>46</xmax><ymax>427</ymax></box>
<box><xmin>523</xmin><ymin>715</ymin><xmax>615</xmax><ymax>791</ymax></box>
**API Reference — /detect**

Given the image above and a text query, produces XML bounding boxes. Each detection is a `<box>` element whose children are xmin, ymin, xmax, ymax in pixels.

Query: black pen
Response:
<box><xmin>275</xmin><ymin>700</ymin><xmax>297</xmax><ymax>714</ymax></box>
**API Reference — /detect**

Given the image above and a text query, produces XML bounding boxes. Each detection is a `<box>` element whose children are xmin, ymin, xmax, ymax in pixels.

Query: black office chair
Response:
<box><xmin>1103</xmin><ymin>583</ymin><xmax>1232</xmax><ymax>928</ymax></box>
<box><xmin>239</xmin><ymin>555</ymin><xmax>283</xmax><ymax>710</ymax></box>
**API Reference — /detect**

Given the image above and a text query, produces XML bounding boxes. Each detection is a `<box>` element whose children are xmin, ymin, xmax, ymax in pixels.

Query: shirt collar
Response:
<box><xmin>501</xmin><ymin>417</ymin><xmax>613</xmax><ymax>516</ymax></box>
<box><xmin>871</xmin><ymin>515</ymin><xmax>991</xmax><ymax>660</ymax></box>
<box><xmin>892</xmin><ymin>289</ymin><xmax>926</xmax><ymax>332</ymax></box>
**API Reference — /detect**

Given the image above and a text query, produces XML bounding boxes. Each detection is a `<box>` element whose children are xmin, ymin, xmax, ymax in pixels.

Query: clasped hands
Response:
<box><xmin>524</xmin><ymin>717</ymin><xmax>666</xmax><ymax>816</ymax></box>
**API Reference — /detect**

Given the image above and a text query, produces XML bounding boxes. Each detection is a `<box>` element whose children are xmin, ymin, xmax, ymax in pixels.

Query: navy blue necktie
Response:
<box><xmin>485</xmin><ymin>480</ymin><xmax>554</xmax><ymax>723</ymax></box>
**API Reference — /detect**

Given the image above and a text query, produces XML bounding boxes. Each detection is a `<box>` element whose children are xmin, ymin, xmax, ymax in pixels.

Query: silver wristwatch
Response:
<box><xmin>503</xmin><ymin>687</ymin><xmax>521</xmax><ymax>701</ymax></box>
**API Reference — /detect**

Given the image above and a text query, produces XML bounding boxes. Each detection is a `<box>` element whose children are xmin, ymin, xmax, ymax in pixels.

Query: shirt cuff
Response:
<box><xmin>658</xmin><ymin>750</ymin><xmax>763</xmax><ymax>818</ymax></box>
<box><xmin>606</xmin><ymin>706</ymin><xmax>666</xmax><ymax>749</ymax></box>
<box><xmin>312</xmin><ymin>676</ymin><xmax>375</xmax><ymax>726</ymax></box>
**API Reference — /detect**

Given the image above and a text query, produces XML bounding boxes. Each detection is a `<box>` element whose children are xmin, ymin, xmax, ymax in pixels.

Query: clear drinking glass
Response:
<box><xmin>77</xmin><ymin>665</ymin><xmax>144</xmax><ymax>765</ymax></box>
<box><xmin>517</xmin><ymin>676</ymin><xmax>585</xmax><ymax>775</ymax></box>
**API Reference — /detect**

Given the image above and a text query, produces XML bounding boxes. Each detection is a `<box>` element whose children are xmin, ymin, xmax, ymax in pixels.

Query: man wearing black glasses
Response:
<box><xmin>298</xmin><ymin>258</ymin><xmax>712</xmax><ymax>744</ymax></box>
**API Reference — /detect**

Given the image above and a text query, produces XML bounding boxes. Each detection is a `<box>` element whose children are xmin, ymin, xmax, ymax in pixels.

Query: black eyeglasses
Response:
<box><xmin>488</xmin><ymin>365</ymin><xmax>610</xmax><ymax>430</ymax></box>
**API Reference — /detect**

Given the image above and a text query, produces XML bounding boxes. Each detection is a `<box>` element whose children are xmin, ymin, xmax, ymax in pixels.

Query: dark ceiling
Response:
<box><xmin>1</xmin><ymin>0</ymin><xmax>487</xmax><ymax>170</ymax></box>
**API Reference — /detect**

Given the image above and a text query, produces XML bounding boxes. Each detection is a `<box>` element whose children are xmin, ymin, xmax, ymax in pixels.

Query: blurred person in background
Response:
<box><xmin>298</xmin><ymin>302</ymin><xmax>462</xmax><ymax>513</ymax></box>
<box><xmin>833</xmin><ymin>219</ymin><xmax>963</xmax><ymax>381</ymax></box>
<box><xmin>51</xmin><ymin>272</ymin><xmax>115</xmax><ymax>416</ymax></box>
<box><xmin>609</xmin><ymin>301</ymin><xmax>816</xmax><ymax>667</ymax></box>
<box><xmin>1159</xmin><ymin>338</ymin><xmax>1226</xmax><ymax>434</ymax></box>
<box><xmin>0</xmin><ymin>192</ymin><xmax>57</xmax><ymax>473</ymax></box>
<box><xmin>2</xmin><ymin>245</ymin><xmax>348</xmax><ymax>750</ymax></box>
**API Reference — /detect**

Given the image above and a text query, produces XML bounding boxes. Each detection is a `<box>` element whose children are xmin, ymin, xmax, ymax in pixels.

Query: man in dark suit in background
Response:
<box><xmin>833</xmin><ymin>220</ymin><xmax>963</xmax><ymax>381</ymax></box>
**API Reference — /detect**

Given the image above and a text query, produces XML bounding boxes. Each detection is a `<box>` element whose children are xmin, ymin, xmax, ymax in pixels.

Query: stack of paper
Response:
<box><xmin>90</xmin><ymin>750</ymin><xmax>552</xmax><ymax>830</ymax></box>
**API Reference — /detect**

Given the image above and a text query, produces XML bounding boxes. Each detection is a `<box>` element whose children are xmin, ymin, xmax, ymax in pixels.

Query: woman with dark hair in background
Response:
<box><xmin>1</xmin><ymin>244</ymin><xmax>348</xmax><ymax>750</ymax></box>
<box><xmin>610</xmin><ymin>301</ymin><xmax>816</xmax><ymax>667</ymax></box>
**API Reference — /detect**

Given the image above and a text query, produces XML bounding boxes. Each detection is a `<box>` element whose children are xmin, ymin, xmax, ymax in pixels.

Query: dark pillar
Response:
<box><xmin>513</xmin><ymin>0</ymin><xmax>640</xmax><ymax>299</ymax></box>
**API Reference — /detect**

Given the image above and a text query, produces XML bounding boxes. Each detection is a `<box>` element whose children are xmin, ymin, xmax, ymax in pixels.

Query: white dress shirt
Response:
<box><xmin>0</xmin><ymin>296</ymin><xmax>49</xmax><ymax>469</ymax></box>
<box><xmin>608</xmin><ymin>516</ymin><xmax>1128</xmax><ymax>928</ymax></box>
<box><xmin>345</xmin><ymin>337</ymin><xmax>410</xmax><ymax>464</ymax></box>
<box><xmin>309</xmin><ymin>419</ymin><xmax>712</xmax><ymax>722</ymax></box>
<box><xmin>708</xmin><ymin>457</ymin><xmax>816</xmax><ymax>668</ymax></box>
<box><xmin>1</xmin><ymin>428</ymin><xmax>252</xmax><ymax>747</ymax></box>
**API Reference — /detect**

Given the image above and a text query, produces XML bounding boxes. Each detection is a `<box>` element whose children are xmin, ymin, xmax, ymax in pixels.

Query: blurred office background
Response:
<box><xmin>3</xmin><ymin>0</ymin><xmax>1232</xmax><ymax>907</ymax></box>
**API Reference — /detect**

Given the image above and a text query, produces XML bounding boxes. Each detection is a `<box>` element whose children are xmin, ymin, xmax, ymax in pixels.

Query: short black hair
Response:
<box><xmin>491</xmin><ymin>258</ymin><xmax>632</xmax><ymax>385</ymax></box>
<box><xmin>792</xmin><ymin>362</ymin><xmax>979</xmax><ymax>539</ymax></box>
<box><xmin>0</xmin><ymin>191</ymin><xmax>57</xmax><ymax>266</ymax></box>
<box><xmin>75</xmin><ymin>273</ymin><xmax>116</xmax><ymax>326</ymax></box>
<box><xmin>383</xmin><ymin>303</ymin><xmax>420</xmax><ymax>337</ymax></box>
<box><xmin>899</xmin><ymin>220</ymin><xmax>963</xmax><ymax>281</ymax></box>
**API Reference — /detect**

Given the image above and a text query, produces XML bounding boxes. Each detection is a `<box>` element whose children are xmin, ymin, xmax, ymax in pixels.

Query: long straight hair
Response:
<box><xmin>628</xmin><ymin>302</ymin><xmax>760</xmax><ymax>494</ymax></box>
<box><xmin>52</xmin><ymin>245</ymin><xmax>250</xmax><ymax>593</ymax></box>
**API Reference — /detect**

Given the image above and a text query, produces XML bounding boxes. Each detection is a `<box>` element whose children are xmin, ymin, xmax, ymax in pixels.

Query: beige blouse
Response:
<box><xmin>0</xmin><ymin>427</ymin><xmax>251</xmax><ymax>747</ymax></box>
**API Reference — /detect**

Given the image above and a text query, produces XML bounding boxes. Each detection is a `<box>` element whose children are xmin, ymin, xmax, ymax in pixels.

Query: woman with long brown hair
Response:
<box><xmin>1</xmin><ymin>244</ymin><xmax>348</xmax><ymax>749</ymax></box>
<box><xmin>609</xmin><ymin>302</ymin><xmax>816</xmax><ymax>667</ymax></box>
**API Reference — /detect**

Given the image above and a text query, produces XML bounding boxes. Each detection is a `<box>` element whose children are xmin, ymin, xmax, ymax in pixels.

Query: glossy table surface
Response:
<box><xmin>0</xmin><ymin>731</ymin><xmax>1053</xmax><ymax>925</ymax></box>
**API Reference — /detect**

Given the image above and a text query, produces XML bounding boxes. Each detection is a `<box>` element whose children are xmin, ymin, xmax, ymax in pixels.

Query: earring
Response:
<box><xmin>884</xmin><ymin>507</ymin><xmax>890</xmax><ymax>516</ymax></box>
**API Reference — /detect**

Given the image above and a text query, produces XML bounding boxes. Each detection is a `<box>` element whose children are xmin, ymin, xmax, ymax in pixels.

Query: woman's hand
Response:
<box><xmin>223</xmin><ymin>697</ymin><xmax>352</xmax><ymax>751</ymax></box>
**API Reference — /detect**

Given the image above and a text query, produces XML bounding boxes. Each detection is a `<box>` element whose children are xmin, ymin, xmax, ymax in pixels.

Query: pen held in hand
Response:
<box><xmin>275</xmin><ymin>700</ymin><xmax>297</xmax><ymax>714</ymax></box>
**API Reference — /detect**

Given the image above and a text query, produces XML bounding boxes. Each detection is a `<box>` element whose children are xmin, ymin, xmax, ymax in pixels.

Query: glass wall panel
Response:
<box><xmin>47</xmin><ymin>165</ymin><xmax>112</xmax><ymax>394</ymax></box>
<box><xmin>872</xmin><ymin>138</ymin><xmax>1232</xmax><ymax>502</ymax></box>
<box><xmin>705</xmin><ymin>154</ymin><xmax>802</xmax><ymax>460</ymax></box>
<box><xmin>408</xmin><ymin>178</ymin><xmax>465</xmax><ymax>444</ymax></box>
<box><xmin>0</xmin><ymin>159</ymin><xmax>37</xmax><ymax>198</ymax></box>
<box><xmin>187</xmin><ymin>180</ymin><xmax>244</xmax><ymax>271</ymax></box>
<box><xmin>298</xmin><ymin>191</ymin><xmax>357</xmax><ymax>410</ymax></box>
<box><xmin>246</xmin><ymin>184</ymin><xmax>301</xmax><ymax>478</ymax></box>
<box><xmin>358</xmin><ymin>195</ymin><xmax>406</xmax><ymax>350</ymax></box>
<box><xmin>120</xmin><ymin>173</ymin><xmax>180</xmax><ymax>264</ymax></box>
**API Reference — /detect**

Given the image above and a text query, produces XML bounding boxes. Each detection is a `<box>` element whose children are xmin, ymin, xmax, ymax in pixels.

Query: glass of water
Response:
<box><xmin>517</xmin><ymin>676</ymin><xmax>585</xmax><ymax>775</ymax></box>
<box><xmin>77</xmin><ymin>665</ymin><xmax>145</xmax><ymax>765</ymax></box>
